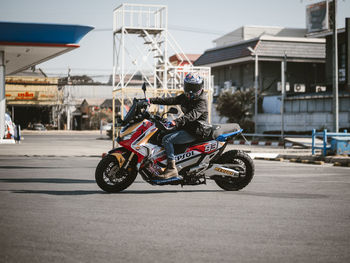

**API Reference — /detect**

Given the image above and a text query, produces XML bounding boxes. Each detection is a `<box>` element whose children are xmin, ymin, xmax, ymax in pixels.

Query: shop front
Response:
<box><xmin>5</xmin><ymin>76</ymin><xmax>62</xmax><ymax>129</ymax></box>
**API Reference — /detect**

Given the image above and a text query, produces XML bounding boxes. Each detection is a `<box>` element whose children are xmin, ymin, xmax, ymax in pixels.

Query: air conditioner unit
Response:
<box><xmin>315</xmin><ymin>85</ymin><xmax>327</xmax><ymax>92</ymax></box>
<box><xmin>294</xmin><ymin>83</ymin><xmax>306</xmax><ymax>92</ymax></box>
<box><xmin>277</xmin><ymin>82</ymin><xmax>290</xmax><ymax>92</ymax></box>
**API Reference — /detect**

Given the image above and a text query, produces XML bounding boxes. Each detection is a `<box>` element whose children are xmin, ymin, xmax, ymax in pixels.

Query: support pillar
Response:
<box><xmin>254</xmin><ymin>53</ymin><xmax>258</xmax><ymax>133</ymax></box>
<box><xmin>332</xmin><ymin>0</ymin><xmax>339</xmax><ymax>132</ymax></box>
<box><xmin>57</xmin><ymin>106</ymin><xmax>61</xmax><ymax>130</ymax></box>
<box><xmin>67</xmin><ymin>105</ymin><xmax>71</xmax><ymax>130</ymax></box>
<box><xmin>0</xmin><ymin>51</ymin><xmax>5</xmax><ymax>141</ymax></box>
<box><xmin>281</xmin><ymin>58</ymin><xmax>286</xmax><ymax>140</ymax></box>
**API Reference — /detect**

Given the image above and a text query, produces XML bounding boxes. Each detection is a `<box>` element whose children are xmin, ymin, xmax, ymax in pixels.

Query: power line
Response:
<box><xmin>43</xmin><ymin>68</ymin><xmax>112</xmax><ymax>72</ymax></box>
<box><xmin>169</xmin><ymin>25</ymin><xmax>225</xmax><ymax>35</ymax></box>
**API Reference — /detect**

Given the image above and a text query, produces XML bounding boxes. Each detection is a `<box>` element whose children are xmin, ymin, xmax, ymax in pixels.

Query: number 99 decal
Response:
<box><xmin>205</xmin><ymin>142</ymin><xmax>217</xmax><ymax>153</ymax></box>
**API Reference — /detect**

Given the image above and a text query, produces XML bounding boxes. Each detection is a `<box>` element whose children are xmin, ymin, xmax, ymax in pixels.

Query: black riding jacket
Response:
<box><xmin>150</xmin><ymin>93</ymin><xmax>208</xmax><ymax>136</ymax></box>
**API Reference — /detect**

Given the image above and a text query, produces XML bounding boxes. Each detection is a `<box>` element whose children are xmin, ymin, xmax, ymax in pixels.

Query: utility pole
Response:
<box><xmin>254</xmin><ymin>51</ymin><xmax>258</xmax><ymax>133</ymax></box>
<box><xmin>332</xmin><ymin>0</ymin><xmax>339</xmax><ymax>132</ymax></box>
<box><xmin>247</xmin><ymin>46</ymin><xmax>258</xmax><ymax>133</ymax></box>
<box><xmin>66</xmin><ymin>93</ymin><xmax>71</xmax><ymax>130</ymax></box>
<box><xmin>281</xmin><ymin>55</ymin><xmax>287</xmax><ymax>142</ymax></box>
<box><xmin>0</xmin><ymin>51</ymin><xmax>5</xmax><ymax>141</ymax></box>
<box><xmin>66</xmin><ymin>67</ymin><xmax>71</xmax><ymax>130</ymax></box>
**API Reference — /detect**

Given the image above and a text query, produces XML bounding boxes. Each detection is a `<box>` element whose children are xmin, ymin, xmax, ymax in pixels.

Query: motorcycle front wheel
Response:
<box><xmin>213</xmin><ymin>150</ymin><xmax>254</xmax><ymax>191</ymax></box>
<box><xmin>95</xmin><ymin>155</ymin><xmax>137</xmax><ymax>193</ymax></box>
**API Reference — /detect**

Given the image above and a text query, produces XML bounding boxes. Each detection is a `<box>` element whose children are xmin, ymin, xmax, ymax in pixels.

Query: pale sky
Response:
<box><xmin>1</xmin><ymin>0</ymin><xmax>349</xmax><ymax>80</ymax></box>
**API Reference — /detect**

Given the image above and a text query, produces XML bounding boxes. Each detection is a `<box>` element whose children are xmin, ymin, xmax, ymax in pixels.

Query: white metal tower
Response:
<box><xmin>112</xmin><ymin>3</ymin><xmax>212</xmax><ymax>145</ymax></box>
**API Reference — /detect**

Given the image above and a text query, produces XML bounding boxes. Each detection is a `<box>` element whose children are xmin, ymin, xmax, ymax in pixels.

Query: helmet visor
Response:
<box><xmin>184</xmin><ymin>82</ymin><xmax>203</xmax><ymax>99</ymax></box>
<box><xmin>184</xmin><ymin>82</ymin><xmax>202</xmax><ymax>94</ymax></box>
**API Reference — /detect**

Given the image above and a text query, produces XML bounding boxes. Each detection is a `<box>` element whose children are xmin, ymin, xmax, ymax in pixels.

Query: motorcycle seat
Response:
<box><xmin>173</xmin><ymin>123</ymin><xmax>241</xmax><ymax>155</ymax></box>
<box><xmin>173</xmin><ymin>126</ymin><xmax>221</xmax><ymax>155</ymax></box>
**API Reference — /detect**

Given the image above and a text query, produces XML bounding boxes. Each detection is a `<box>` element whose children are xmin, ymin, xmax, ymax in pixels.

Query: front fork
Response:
<box><xmin>109</xmin><ymin>150</ymin><xmax>135</xmax><ymax>170</ymax></box>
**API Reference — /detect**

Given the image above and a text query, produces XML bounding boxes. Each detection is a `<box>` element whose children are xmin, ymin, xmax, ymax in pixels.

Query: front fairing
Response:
<box><xmin>118</xmin><ymin>120</ymin><xmax>158</xmax><ymax>163</ymax></box>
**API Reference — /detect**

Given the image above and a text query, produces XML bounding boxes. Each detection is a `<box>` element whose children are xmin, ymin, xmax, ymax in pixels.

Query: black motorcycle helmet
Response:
<box><xmin>184</xmin><ymin>72</ymin><xmax>204</xmax><ymax>100</ymax></box>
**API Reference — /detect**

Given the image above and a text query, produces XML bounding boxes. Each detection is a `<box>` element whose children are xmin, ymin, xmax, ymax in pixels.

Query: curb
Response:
<box><xmin>289</xmin><ymin>159</ymin><xmax>325</xmax><ymax>165</ymax></box>
<box><xmin>254</xmin><ymin>157</ymin><xmax>284</xmax><ymax>162</ymax></box>
<box><xmin>333</xmin><ymin>162</ymin><xmax>350</xmax><ymax>167</ymax></box>
<box><xmin>255</xmin><ymin>156</ymin><xmax>327</xmax><ymax>166</ymax></box>
<box><xmin>258</xmin><ymin>153</ymin><xmax>350</xmax><ymax>167</ymax></box>
<box><xmin>233</xmin><ymin>140</ymin><xmax>293</xmax><ymax>147</ymax></box>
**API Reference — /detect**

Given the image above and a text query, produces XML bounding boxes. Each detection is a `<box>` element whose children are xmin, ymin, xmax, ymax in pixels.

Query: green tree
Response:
<box><xmin>59</xmin><ymin>75</ymin><xmax>100</xmax><ymax>85</ymax></box>
<box><xmin>216</xmin><ymin>88</ymin><xmax>255</xmax><ymax>132</ymax></box>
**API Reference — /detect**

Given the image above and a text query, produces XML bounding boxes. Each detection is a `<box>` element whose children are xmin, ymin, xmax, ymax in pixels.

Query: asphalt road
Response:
<box><xmin>0</xmin><ymin>156</ymin><xmax>349</xmax><ymax>263</ymax></box>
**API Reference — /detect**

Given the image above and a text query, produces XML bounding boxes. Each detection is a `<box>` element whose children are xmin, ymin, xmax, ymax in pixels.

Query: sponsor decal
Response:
<box><xmin>175</xmin><ymin>151</ymin><xmax>194</xmax><ymax>162</ymax></box>
<box><xmin>214</xmin><ymin>167</ymin><xmax>233</xmax><ymax>175</ymax></box>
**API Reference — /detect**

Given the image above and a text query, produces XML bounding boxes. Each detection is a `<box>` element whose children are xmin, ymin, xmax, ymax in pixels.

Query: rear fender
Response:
<box><xmin>216</xmin><ymin>129</ymin><xmax>243</xmax><ymax>142</ymax></box>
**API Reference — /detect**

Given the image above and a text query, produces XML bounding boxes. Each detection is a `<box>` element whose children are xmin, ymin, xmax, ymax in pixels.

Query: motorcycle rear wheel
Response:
<box><xmin>213</xmin><ymin>150</ymin><xmax>254</xmax><ymax>191</ymax></box>
<box><xmin>95</xmin><ymin>155</ymin><xmax>137</xmax><ymax>193</ymax></box>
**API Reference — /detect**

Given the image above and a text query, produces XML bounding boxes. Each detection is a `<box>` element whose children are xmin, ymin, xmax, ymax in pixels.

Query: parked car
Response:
<box><xmin>101</xmin><ymin>122</ymin><xmax>112</xmax><ymax>131</ymax></box>
<box><xmin>29</xmin><ymin>123</ymin><xmax>47</xmax><ymax>131</ymax></box>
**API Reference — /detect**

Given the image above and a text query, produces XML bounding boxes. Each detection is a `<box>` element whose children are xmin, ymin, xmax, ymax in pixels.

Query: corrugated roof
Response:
<box><xmin>194</xmin><ymin>36</ymin><xmax>325</xmax><ymax>67</ymax></box>
<box><xmin>256</xmin><ymin>40</ymin><xmax>325</xmax><ymax>59</ymax></box>
<box><xmin>195</xmin><ymin>39</ymin><xmax>259</xmax><ymax>66</ymax></box>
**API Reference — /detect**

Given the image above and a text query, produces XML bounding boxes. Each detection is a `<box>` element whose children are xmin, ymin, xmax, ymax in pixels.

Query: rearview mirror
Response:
<box><xmin>168</xmin><ymin>107</ymin><xmax>178</xmax><ymax>114</ymax></box>
<box><xmin>115</xmin><ymin>114</ymin><xmax>123</xmax><ymax>126</ymax></box>
<box><xmin>141</xmin><ymin>82</ymin><xmax>147</xmax><ymax>93</ymax></box>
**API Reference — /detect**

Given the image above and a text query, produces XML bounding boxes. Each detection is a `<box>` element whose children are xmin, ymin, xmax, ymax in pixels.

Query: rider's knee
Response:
<box><xmin>162</xmin><ymin>134</ymin><xmax>171</xmax><ymax>145</ymax></box>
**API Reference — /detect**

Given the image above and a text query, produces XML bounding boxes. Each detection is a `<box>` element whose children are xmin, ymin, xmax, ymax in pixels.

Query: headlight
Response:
<box><xmin>121</xmin><ymin>131</ymin><xmax>135</xmax><ymax>141</ymax></box>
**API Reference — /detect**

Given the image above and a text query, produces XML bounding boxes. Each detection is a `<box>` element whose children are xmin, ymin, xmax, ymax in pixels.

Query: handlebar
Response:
<box><xmin>136</xmin><ymin>99</ymin><xmax>149</xmax><ymax>108</ymax></box>
<box><xmin>148</xmin><ymin>113</ymin><xmax>176</xmax><ymax>132</ymax></box>
<box><xmin>122</xmin><ymin>98</ymin><xmax>176</xmax><ymax>131</ymax></box>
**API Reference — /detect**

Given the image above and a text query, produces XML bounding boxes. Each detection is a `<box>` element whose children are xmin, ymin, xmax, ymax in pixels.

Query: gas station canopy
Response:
<box><xmin>0</xmin><ymin>21</ymin><xmax>94</xmax><ymax>142</ymax></box>
<box><xmin>0</xmin><ymin>21</ymin><xmax>94</xmax><ymax>74</ymax></box>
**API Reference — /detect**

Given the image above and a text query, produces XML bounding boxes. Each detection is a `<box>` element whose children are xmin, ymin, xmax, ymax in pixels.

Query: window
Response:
<box><xmin>339</xmin><ymin>43</ymin><xmax>346</xmax><ymax>83</ymax></box>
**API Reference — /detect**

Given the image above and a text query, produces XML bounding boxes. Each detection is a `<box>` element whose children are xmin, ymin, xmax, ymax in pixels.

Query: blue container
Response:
<box><xmin>331</xmin><ymin>137</ymin><xmax>350</xmax><ymax>155</ymax></box>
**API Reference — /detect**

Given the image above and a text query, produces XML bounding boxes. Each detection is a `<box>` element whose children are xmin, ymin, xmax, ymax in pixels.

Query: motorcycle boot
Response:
<box><xmin>158</xmin><ymin>159</ymin><xmax>180</xmax><ymax>180</ymax></box>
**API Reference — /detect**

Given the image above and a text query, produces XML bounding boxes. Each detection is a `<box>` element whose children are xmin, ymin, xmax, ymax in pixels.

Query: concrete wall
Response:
<box><xmin>257</xmin><ymin>112</ymin><xmax>350</xmax><ymax>132</ymax></box>
<box><xmin>259</xmin><ymin>95</ymin><xmax>350</xmax><ymax>132</ymax></box>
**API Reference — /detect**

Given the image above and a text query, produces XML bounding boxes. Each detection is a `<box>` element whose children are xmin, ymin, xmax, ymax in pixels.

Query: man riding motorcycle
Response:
<box><xmin>148</xmin><ymin>72</ymin><xmax>209</xmax><ymax>180</ymax></box>
<box><xmin>95</xmin><ymin>74</ymin><xmax>255</xmax><ymax>193</ymax></box>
